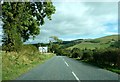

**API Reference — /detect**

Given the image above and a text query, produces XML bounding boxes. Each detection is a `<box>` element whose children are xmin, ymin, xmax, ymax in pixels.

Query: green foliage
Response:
<box><xmin>81</xmin><ymin>48</ymin><xmax>93</xmax><ymax>60</ymax></box>
<box><xmin>62</xmin><ymin>49</ymin><xmax>71</xmax><ymax>57</ymax></box>
<box><xmin>92</xmin><ymin>48</ymin><xmax>120</xmax><ymax>68</ymax></box>
<box><xmin>50</xmin><ymin>43</ymin><xmax>64</xmax><ymax>56</ymax></box>
<box><xmin>49</xmin><ymin>36</ymin><xmax>63</xmax><ymax>54</ymax></box>
<box><xmin>49</xmin><ymin>36</ymin><xmax>63</xmax><ymax>44</ymax></box>
<box><xmin>92</xmin><ymin>48</ymin><xmax>106</xmax><ymax>64</ymax></box>
<box><xmin>89</xmin><ymin>40</ymin><xmax>100</xmax><ymax>43</ymax></box>
<box><xmin>2</xmin><ymin>2</ymin><xmax>55</xmax><ymax>52</ymax></box>
<box><xmin>71</xmin><ymin>48</ymin><xmax>81</xmax><ymax>58</ymax></box>
<box><xmin>2</xmin><ymin>44</ymin><xmax>54</xmax><ymax>80</ymax></box>
<box><xmin>67</xmin><ymin>46</ymin><xmax>120</xmax><ymax>68</ymax></box>
<box><xmin>110</xmin><ymin>40</ymin><xmax>120</xmax><ymax>48</ymax></box>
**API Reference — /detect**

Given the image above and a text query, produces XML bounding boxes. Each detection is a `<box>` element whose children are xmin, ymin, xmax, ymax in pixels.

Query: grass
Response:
<box><xmin>2</xmin><ymin>45</ymin><xmax>55</xmax><ymax>80</ymax></box>
<box><xmin>67</xmin><ymin>35</ymin><xmax>118</xmax><ymax>50</ymax></box>
<box><xmin>77</xmin><ymin>59</ymin><xmax>120</xmax><ymax>74</ymax></box>
<box><xmin>68</xmin><ymin>42</ymin><xmax>110</xmax><ymax>50</ymax></box>
<box><xmin>95</xmin><ymin>35</ymin><xmax>118</xmax><ymax>43</ymax></box>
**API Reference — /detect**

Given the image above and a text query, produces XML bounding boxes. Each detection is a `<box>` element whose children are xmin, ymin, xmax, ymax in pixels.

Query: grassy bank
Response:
<box><xmin>2</xmin><ymin>45</ymin><xmax>55</xmax><ymax>80</ymax></box>
<box><xmin>82</xmin><ymin>60</ymin><xmax>120</xmax><ymax>74</ymax></box>
<box><xmin>75</xmin><ymin>58</ymin><xmax>120</xmax><ymax>74</ymax></box>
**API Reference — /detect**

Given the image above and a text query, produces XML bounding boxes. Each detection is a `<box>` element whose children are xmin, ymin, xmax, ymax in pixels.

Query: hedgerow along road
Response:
<box><xmin>16</xmin><ymin>56</ymin><xmax>119</xmax><ymax>81</ymax></box>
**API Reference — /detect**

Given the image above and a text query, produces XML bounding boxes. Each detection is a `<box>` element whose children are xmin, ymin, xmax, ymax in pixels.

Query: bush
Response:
<box><xmin>71</xmin><ymin>48</ymin><xmax>81</xmax><ymax>58</ymax></box>
<box><xmin>92</xmin><ymin>48</ymin><xmax>120</xmax><ymax>67</ymax></box>
<box><xmin>60</xmin><ymin>49</ymin><xmax>71</xmax><ymax>57</ymax></box>
<box><xmin>110</xmin><ymin>40</ymin><xmax>120</xmax><ymax>48</ymax></box>
<box><xmin>81</xmin><ymin>48</ymin><xmax>93</xmax><ymax>60</ymax></box>
<box><xmin>90</xmin><ymin>40</ymin><xmax>100</xmax><ymax>43</ymax></box>
<box><xmin>103</xmin><ymin>48</ymin><xmax>117</xmax><ymax>66</ymax></box>
<box><xmin>92</xmin><ymin>48</ymin><xmax>105</xmax><ymax>64</ymax></box>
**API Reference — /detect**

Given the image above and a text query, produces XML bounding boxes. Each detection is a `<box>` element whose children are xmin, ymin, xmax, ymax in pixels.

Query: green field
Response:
<box><xmin>67</xmin><ymin>35</ymin><xmax>118</xmax><ymax>50</ymax></box>
<box><xmin>68</xmin><ymin>42</ymin><xmax>110</xmax><ymax>50</ymax></box>
<box><xmin>95</xmin><ymin>35</ymin><xmax>118</xmax><ymax>43</ymax></box>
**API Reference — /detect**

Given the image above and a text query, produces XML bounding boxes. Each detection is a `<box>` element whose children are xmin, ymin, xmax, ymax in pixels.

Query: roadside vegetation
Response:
<box><xmin>67</xmin><ymin>40</ymin><xmax>120</xmax><ymax>74</ymax></box>
<box><xmin>2</xmin><ymin>44</ymin><xmax>55</xmax><ymax>80</ymax></box>
<box><xmin>1</xmin><ymin>1</ymin><xmax>56</xmax><ymax>80</ymax></box>
<box><xmin>53</xmin><ymin>35</ymin><xmax>120</xmax><ymax>74</ymax></box>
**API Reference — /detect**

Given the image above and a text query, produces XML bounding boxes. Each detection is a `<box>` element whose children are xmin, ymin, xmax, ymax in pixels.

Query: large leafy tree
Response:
<box><xmin>2</xmin><ymin>1</ymin><xmax>55</xmax><ymax>52</ymax></box>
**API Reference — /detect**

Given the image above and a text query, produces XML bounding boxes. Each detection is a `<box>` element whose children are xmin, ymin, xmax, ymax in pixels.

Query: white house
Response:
<box><xmin>39</xmin><ymin>46</ymin><xmax>48</xmax><ymax>53</ymax></box>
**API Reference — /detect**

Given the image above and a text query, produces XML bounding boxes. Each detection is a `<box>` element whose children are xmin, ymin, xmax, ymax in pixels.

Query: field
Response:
<box><xmin>68</xmin><ymin>42</ymin><xmax>110</xmax><ymax>50</ymax></box>
<box><xmin>67</xmin><ymin>35</ymin><xmax>118</xmax><ymax>50</ymax></box>
<box><xmin>95</xmin><ymin>35</ymin><xmax>118</xmax><ymax>43</ymax></box>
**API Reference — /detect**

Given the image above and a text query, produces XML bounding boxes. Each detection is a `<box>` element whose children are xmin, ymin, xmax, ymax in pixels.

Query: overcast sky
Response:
<box><xmin>0</xmin><ymin>2</ymin><xmax>118</xmax><ymax>45</ymax></box>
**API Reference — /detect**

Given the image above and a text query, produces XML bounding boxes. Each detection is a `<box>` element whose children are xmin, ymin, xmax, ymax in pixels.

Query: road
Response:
<box><xmin>16</xmin><ymin>56</ymin><xmax>119</xmax><ymax>81</ymax></box>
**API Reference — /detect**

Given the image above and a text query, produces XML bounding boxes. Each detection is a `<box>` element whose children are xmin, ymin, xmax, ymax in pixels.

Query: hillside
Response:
<box><xmin>61</xmin><ymin>39</ymin><xmax>83</xmax><ymax>48</ymax></box>
<box><xmin>25</xmin><ymin>35</ymin><xmax>118</xmax><ymax>50</ymax></box>
<box><xmin>95</xmin><ymin>35</ymin><xmax>118</xmax><ymax>43</ymax></box>
<box><xmin>65</xmin><ymin>35</ymin><xmax>118</xmax><ymax>50</ymax></box>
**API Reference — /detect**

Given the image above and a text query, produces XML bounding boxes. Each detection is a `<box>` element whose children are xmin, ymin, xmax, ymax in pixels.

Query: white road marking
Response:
<box><xmin>72</xmin><ymin>71</ymin><xmax>80</xmax><ymax>82</ymax></box>
<box><xmin>62</xmin><ymin>57</ymin><xmax>81</xmax><ymax>82</ymax></box>
<box><xmin>62</xmin><ymin>58</ymin><xmax>69</xmax><ymax>67</ymax></box>
<box><xmin>65</xmin><ymin>61</ymin><xmax>69</xmax><ymax>67</ymax></box>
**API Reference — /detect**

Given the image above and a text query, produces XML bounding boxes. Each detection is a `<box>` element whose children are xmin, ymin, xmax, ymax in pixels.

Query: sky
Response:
<box><xmin>0</xmin><ymin>1</ymin><xmax>118</xmax><ymax>45</ymax></box>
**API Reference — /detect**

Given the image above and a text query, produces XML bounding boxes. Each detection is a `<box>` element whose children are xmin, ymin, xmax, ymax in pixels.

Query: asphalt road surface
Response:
<box><xmin>16</xmin><ymin>56</ymin><xmax>119</xmax><ymax>81</ymax></box>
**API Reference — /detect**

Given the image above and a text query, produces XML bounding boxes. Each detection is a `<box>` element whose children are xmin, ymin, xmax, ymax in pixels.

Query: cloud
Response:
<box><xmin>11</xmin><ymin>2</ymin><xmax>117</xmax><ymax>43</ymax></box>
<box><xmin>0</xmin><ymin>2</ymin><xmax>118</xmax><ymax>45</ymax></box>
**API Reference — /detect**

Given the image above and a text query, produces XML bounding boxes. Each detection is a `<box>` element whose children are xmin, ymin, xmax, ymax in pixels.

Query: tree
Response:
<box><xmin>81</xmin><ymin>48</ymin><xmax>93</xmax><ymax>60</ymax></box>
<box><xmin>110</xmin><ymin>40</ymin><xmax>120</xmax><ymax>48</ymax></box>
<box><xmin>71</xmin><ymin>48</ymin><xmax>80</xmax><ymax>58</ymax></box>
<box><xmin>49</xmin><ymin>36</ymin><xmax>62</xmax><ymax>44</ymax></box>
<box><xmin>2</xmin><ymin>2</ymin><xmax>55</xmax><ymax>52</ymax></box>
<box><xmin>49</xmin><ymin>36</ymin><xmax>63</xmax><ymax>54</ymax></box>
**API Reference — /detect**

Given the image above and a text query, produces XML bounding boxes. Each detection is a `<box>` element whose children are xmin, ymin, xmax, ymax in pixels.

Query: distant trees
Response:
<box><xmin>110</xmin><ymin>40</ymin><xmax>120</xmax><ymax>48</ymax></box>
<box><xmin>89</xmin><ymin>40</ymin><xmax>100</xmax><ymax>43</ymax></box>
<box><xmin>2</xmin><ymin>2</ymin><xmax>55</xmax><ymax>52</ymax></box>
<box><xmin>49</xmin><ymin>36</ymin><xmax>63</xmax><ymax>55</ymax></box>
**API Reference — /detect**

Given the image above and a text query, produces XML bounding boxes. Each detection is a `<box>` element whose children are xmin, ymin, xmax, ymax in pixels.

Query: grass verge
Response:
<box><xmin>2</xmin><ymin>45</ymin><xmax>55</xmax><ymax>80</ymax></box>
<box><xmin>75</xmin><ymin>58</ymin><xmax>120</xmax><ymax>74</ymax></box>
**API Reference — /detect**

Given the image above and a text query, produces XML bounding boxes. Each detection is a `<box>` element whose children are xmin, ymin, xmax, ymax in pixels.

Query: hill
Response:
<box><xmin>61</xmin><ymin>39</ymin><xmax>83</xmax><ymax>48</ymax></box>
<box><xmin>95</xmin><ymin>35</ymin><xmax>118</xmax><ymax>43</ymax></box>
<box><xmin>24</xmin><ymin>35</ymin><xmax>118</xmax><ymax>50</ymax></box>
<box><xmin>65</xmin><ymin>35</ymin><xmax>118</xmax><ymax>50</ymax></box>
